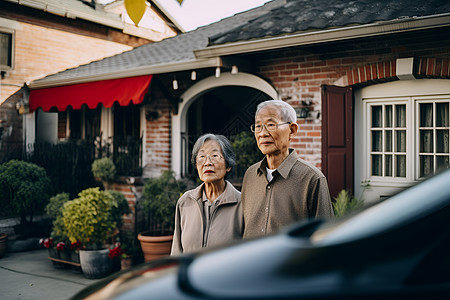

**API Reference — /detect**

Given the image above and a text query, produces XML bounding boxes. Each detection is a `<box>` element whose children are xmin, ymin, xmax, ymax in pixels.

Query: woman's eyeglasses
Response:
<box><xmin>196</xmin><ymin>153</ymin><xmax>223</xmax><ymax>164</ymax></box>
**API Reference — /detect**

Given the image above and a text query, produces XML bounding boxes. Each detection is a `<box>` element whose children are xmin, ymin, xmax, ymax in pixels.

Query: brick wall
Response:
<box><xmin>142</xmin><ymin>99</ymin><xmax>172</xmax><ymax>178</ymax></box>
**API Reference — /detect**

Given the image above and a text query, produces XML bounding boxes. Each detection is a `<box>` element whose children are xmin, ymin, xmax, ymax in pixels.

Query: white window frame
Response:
<box><xmin>363</xmin><ymin>97</ymin><xmax>414</xmax><ymax>186</ymax></box>
<box><xmin>364</xmin><ymin>98</ymin><xmax>412</xmax><ymax>183</ymax></box>
<box><xmin>414</xmin><ymin>95</ymin><xmax>450</xmax><ymax>179</ymax></box>
<box><xmin>355</xmin><ymin>79</ymin><xmax>450</xmax><ymax>202</ymax></box>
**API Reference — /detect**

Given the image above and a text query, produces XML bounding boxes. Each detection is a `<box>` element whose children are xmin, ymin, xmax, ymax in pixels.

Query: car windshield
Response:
<box><xmin>310</xmin><ymin>169</ymin><xmax>450</xmax><ymax>246</ymax></box>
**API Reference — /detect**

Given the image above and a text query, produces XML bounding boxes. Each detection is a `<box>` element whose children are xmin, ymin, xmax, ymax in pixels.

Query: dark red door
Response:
<box><xmin>321</xmin><ymin>85</ymin><xmax>353</xmax><ymax>200</ymax></box>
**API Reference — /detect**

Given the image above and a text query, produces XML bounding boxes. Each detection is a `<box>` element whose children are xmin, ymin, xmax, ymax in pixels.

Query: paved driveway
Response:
<box><xmin>0</xmin><ymin>249</ymin><xmax>99</xmax><ymax>300</ymax></box>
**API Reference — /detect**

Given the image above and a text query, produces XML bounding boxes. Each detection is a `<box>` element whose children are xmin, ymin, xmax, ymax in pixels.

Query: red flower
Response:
<box><xmin>108</xmin><ymin>246</ymin><xmax>124</xmax><ymax>259</ymax></box>
<box><xmin>70</xmin><ymin>241</ymin><xmax>82</xmax><ymax>250</ymax></box>
<box><xmin>56</xmin><ymin>242</ymin><xmax>66</xmax><ymax>251</ymax></box>
<box><xmin>40</xmin><ymin>238</ymin><xmax>54</xmax><ymax>249</ymax></box>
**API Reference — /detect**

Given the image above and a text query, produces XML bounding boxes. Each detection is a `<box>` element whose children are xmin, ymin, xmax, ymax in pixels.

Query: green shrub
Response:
<box><xmin>46</xmin><ymin>193</ymin><xmax>71</xmax><ymax>242</ymax></box>
<box><xmin>106</xmin><ymin>190</ymin><xmax>131</xmax><ymax>230</ymax></box>
<box><xmin>91</xmin><ymin>157</ymin><xmax>116</xmax><ymax>182</ymax></box>
<box><xmin>142</xmin><ymin>170</ymin><xmax>186</xmax><ymax>233</ymax></box>
<box><xmin>0</xmin><ymin>159</ymin><xmax>52</xmax><ymax>225</ymax></box>
<box><xmin>45</xmin><ymin>192</ymin><xmax>70</xmax><ymax>220</ymax></box>
<box><xmin>62</xmin><ymin>187</ymin><xmax>118</xmax><ymax>249</ymax></box>
<box><xmin>332</xmin><ymin>190</ymin><xmax>364</xmax><ymax>218</ymax></box>
<box><xmin>232</xmin><ymin>131</ymin><xmax>263</xmax><ymax>177</ymax></box>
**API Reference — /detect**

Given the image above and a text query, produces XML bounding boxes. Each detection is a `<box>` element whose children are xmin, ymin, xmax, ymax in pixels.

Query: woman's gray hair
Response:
<box><xmin>255</xmin><ymin>99</ymin><xmax>297</xmax><ymax>123</ymax></box>
<box><xmin>191</xmin><ymin>133</ymin><xmax>236</xmax><ymax>169</ymax></box>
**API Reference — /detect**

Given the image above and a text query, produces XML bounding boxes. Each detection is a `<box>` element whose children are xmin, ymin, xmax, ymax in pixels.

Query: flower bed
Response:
<box><xmin>41</xmin><ymin>238</ymin><xmax>81</xmax><ymax>269</ymax></box>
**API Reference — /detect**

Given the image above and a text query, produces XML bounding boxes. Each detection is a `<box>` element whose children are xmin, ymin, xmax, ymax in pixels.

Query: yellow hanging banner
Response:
<box><xmin>176</xmin><ymin>0</ymin><xmax>184</xmax><ymax>4</ymax></box>
<box><xmin>124</xmin><ymin>0</ymin><xmax>147</xmax><ymax>26</ymax></box>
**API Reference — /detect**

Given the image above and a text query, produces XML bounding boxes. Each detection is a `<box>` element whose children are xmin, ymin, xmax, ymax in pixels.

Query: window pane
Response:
<box><xmin>395</xmin><ymin>155</ymin><xmax>406</xmax><ymax>177</ymax></box>
<box><xmin>385</xmin><ymin>154</ymin><xmax>392</xmax><ymax>176</ymax></box>
<box><xmin>420</xmin><ymin>103</ymin><xmax>433</xmax><ymax>127</ymax></box>
<box><xmin>395</xmin><ymin>105</ymin><xmax>406</xmax><ymax>127</ymax></box>
<box><xmin>436</xmin><ymin>156</ymin><xmax>449</xmax><ymax>173</ymax></box>
<box><xmin>385</xmin><ymin>105</ymin><xmax>392</xmax><ymax>127</ymax></box>
<box><xmin>385</xmin><ymin>130</ymin><xmax>392</xmax><ymax>152</ymax></box>
<box><xmin>436</xmin><ymin>129</ymin><xmax>449</xmax><ymax>153</ymax></box>
<box><xmin>372</xmin><ymin>131</ymin><xmax>382</xmax><ymax>152</ymax></box>
<box><xmin>395</xmin><ymin>130</ymin><xmax>406</xmax><ymax>152</ymax></box>
<box><xmin>372</xmin><ymin>154</ymin><xmax>382</xmax><ymax>176</ymax></box>
<box><xmin>0</xmin><ymin>32</ymin><xmax>12</xmax><ymax>67</ymax></box>
<box><xmin>436</xmin><ymin>102</ymin><xmax>449</xmax><ymax>127</ymax></box>
<box><xmin>420</xmin><ymin>155</ymin><xmax>434</xmax><ymax>178</ymax></box>
<box><xmin>372</xmin><ymin>106</ymin><xmax>382</xmax><ymax>128</ymax></box>
<box><xmin>420</xmin><ymin>130</ymin><xmax>433</xmax><ymax>153</ymax></box>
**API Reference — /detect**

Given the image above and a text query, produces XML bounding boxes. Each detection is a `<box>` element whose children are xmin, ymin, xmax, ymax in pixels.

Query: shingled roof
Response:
<box><xmin>209</xmin><ymin>0</ymin><xmax>450</xmax><ymax>45</ymax></box>
<box><xmin>30</xmin><ymin>0</ymin><xmax>450</xmax><ymax>88</ymax></box>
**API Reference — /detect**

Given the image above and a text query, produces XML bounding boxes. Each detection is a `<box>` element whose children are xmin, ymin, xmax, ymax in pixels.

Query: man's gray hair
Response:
<box><xmin>191</xmin><ymin>133</ymin><xmax>236</xmax><ymax>169</ymax></box>
<box><xmin>255</xmin><ymin>100</ymin><xmax>297</xmax><ymax>123</ymax></box>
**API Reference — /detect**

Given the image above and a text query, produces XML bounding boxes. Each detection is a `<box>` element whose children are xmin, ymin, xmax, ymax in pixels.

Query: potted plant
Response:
<box><xmin>138</xmin><ymin>170</ymin><xmax>186</xmax><ymax>262</ymax></box>
<box><xmin>91</xmin><ymin>157</ymin><xmax>116</xmax><ymax>189</ymax></box>
<box><xmin>0</xmin><ymin>160</ymin><xmax>51</xmax><ymax>239</ymax></box>
<box><xmin>43</xmin><ymin>192</ymin><xmax>72</xmax><ymax>264</ymax></box>
<box><xmin>62</xmin><ymin>187</ymin><xmax>118</xmax><ymax>278</ymax></box>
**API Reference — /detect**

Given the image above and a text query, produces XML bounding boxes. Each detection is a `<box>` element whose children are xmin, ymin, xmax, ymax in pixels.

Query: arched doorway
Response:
<box><xmin>172</xmin><ymin>72</ymin><xmax>278</xmax><ymax>179</ymax></box>
<box><xmin>185</xmin><ymin>86</ymin><xmax>271</xmax><ymax>180</ymax></box>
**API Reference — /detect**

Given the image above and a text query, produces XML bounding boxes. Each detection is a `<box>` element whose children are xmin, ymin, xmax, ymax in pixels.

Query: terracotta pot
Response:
<box><xmin>79</xmin><ymin>249</ymin><xmax>113</xmax><ymax>279</ymax></box>
<box><xmin>0</xmin><ymin>233</ymin><xmax>8</xmax><ymax>258</ymax></box>
<box><xmin>137</xmin><ymin>232</ymin><xmax>173</xmax><ymax>262</ymax></box>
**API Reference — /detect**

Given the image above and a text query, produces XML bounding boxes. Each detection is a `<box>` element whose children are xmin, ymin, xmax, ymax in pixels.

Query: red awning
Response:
<box><xmin>29</xmin><ymin>75</ymin><xmax>153</xmax><ymax>112</ymax></box>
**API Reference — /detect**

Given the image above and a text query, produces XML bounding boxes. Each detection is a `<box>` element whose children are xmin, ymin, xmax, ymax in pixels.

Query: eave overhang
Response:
<box><xmin>194</xmin><ymin>13</ymin><xmax>450</xmax><ymax>58</ymax></box>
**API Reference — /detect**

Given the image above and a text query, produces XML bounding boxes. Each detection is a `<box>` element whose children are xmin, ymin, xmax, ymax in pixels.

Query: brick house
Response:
<box><xmin>0</xmin><ymin>0</ymin><xmax>181</xmax><ymax>161</ymax></box>
<box><xmin>18</xmin><ymin>0</ymin><xmax>450</xmax><ymax>216</ymax></box>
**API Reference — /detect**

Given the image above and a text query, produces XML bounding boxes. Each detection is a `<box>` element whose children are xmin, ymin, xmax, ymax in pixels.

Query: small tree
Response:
<box><xmin>0</xmin><ymin>159</ymin><xmax>51</xmax><ymax>225</ymax></box>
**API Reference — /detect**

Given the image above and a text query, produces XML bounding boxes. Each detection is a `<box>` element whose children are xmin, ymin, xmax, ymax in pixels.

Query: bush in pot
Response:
<box><xmin>0</xmin><ymin>160</ymin><xmax>51</xmax><ymax>233</ymax></box>
<box><xmin>62</xmin><ymin>187</ymin><xmax>118</xmax><ymax>278</ymax></box>
<box><xmin>138</xmin><ymin>170</ymin><xmax>186</xmax><ymax>262</ymax></box>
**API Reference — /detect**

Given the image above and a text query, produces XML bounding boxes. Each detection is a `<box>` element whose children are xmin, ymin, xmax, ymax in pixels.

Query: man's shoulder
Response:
<box><xmin>293</xmin><ymin>158</ymin><xmax>326</xmax><ymax>179</ymax></box>
<box><xmin>244</xmin><ymin>160</ymin><xmax>262</xmax><ymax>177</ymax></box>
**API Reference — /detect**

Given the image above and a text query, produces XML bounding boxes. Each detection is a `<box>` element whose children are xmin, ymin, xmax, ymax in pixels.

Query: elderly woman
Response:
<box><xmin>171</xmin><ymin>133</ymin><xmax>243</xmax><ymax>255</ymax></box>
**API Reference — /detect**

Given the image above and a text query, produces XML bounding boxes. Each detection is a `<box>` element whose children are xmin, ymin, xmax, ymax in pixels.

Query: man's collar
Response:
<box><xmin>256</xmin><ymin>149</ymin><xmax>298</xmax><ymax>179</ymax></box>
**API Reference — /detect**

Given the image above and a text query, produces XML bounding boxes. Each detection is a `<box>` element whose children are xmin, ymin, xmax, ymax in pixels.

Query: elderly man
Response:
<box><xmin>242</xmin><ymin>99</ymin><xmax>333</xmax><ymax>239</ymax></box>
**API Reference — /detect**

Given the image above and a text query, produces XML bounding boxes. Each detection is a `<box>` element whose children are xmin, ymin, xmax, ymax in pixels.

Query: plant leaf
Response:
<box><xmin>125</xmin><ymin>0</ymin><xmax>147</xmax><ymax>26</ymax></box>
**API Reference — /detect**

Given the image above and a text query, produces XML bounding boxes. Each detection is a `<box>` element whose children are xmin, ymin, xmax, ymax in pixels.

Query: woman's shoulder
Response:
<box><xmin>177</xmin><ymin>185</ymin><xmax>203</xmax><ymax>205</ymax></box>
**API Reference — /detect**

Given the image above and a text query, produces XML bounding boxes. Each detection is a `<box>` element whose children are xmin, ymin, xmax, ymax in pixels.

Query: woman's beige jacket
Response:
<box><xmin>171</xmin><ymin>181</ymin><xmax>243</xmax><ymax>255</ymax></box>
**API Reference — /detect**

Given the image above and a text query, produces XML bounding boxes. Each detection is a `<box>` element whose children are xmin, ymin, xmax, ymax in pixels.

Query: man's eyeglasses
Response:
<box><xmin>196</xmin><ymin>153</ymin><xmax>223</xmax><ymax>164</ymax></box>
<box><xmin>250</xmin><ymin>122</ymin><xmax>291</xmax><ymax>133</ymax></box>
